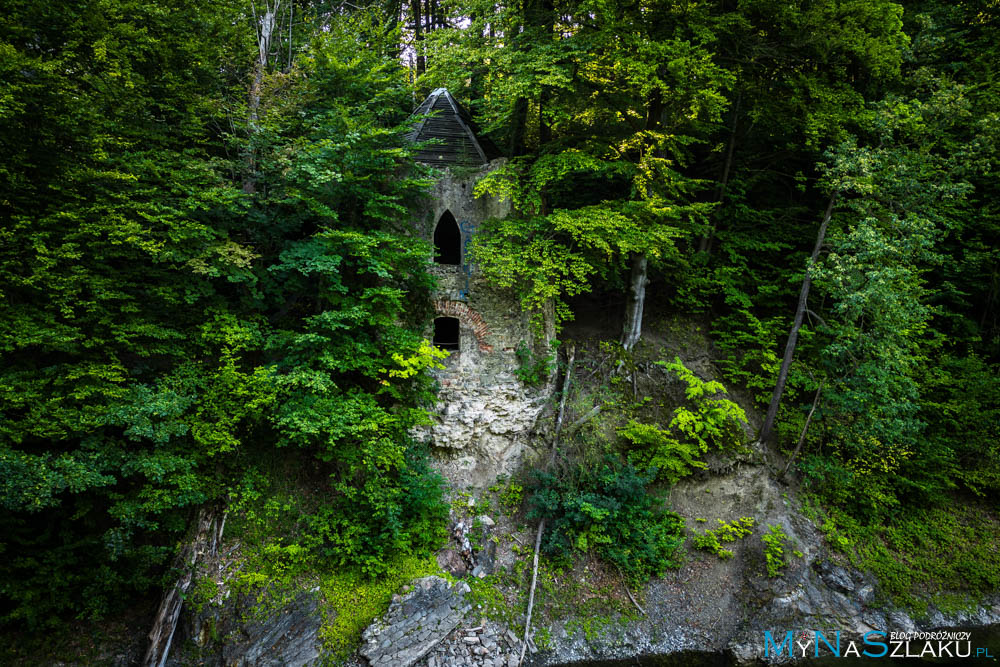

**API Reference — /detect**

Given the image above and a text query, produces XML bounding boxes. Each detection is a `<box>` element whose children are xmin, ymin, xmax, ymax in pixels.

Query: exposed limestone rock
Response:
<box><xmin>426</xmin><ymin>376</ymin><xmax>548</xmax><ymax>488</ymax></box>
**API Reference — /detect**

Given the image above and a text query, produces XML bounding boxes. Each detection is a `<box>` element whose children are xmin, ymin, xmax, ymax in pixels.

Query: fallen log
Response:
<box><xmin>143</xmin><ymin>506</ymin><xmax>225</xmax><ymax>667</ymax></box>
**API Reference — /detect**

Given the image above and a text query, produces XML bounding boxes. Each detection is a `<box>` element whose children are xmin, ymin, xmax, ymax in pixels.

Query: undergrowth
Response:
<box><xmin>528</xmin><ymin>461</ymin><xmax>686</xmax><ymax>585</ymax></box>
<box><xmin>318</xmin><ymin>555</ymin><xmax>439</xmax><ymax>663</ymax></box>
<box><xmin>691</xmin><ymin>517</ymin><xmax>755</xmax><ymax>559</ymax></box>
<box><xmin>220</xmin><ymin>460</ymin><xmax>448</xmax><ymax>662</ymax></box>
<box><xmin>761</xmin><ymin>524</ymin><xmax>789</xmax><ymax>577</ymax></box>
<box><xmin>803</xmin><ymin>496</ymin><xmax>1000</xmax><ymax>614</ymax></box>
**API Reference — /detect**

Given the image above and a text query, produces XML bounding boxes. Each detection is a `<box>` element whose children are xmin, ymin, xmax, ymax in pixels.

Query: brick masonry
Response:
<box><xmin>434</xmin><ymin>299</ymin><xmax>493</xmax><ymax>352</ymax></box>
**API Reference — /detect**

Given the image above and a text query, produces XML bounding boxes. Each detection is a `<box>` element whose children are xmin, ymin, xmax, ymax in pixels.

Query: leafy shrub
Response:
<box><xmin>527</xmin><ymin>461</ymin><xmax>685</xmax><ymax>584</ymax></box>
<box><xmin>618</xmin><ymin>421</ymin><xmax>707</xmax><ymax>483</ymax></box>
<box><xmin>762</xmin><ymin>524</ymin><xmax>789</xmax><ymax>577</ymax></box>
<box><xmin>514</xmin><ymin>341</ymin><xmax>557</xmax><ymax>387</ymax></box>
<box><xmin>299</xmin><ymin>446</ymin><xmax>449</xmax><ymax>577</ymax></box>
<box><xmin>691</xmin><ymin>517</ymin><xmax>756</xmax><ymax>559</ymax></box>
<box><xmin>498</xmin><ymin>481</ymin><xmax>524</xmax><ymax>514</ymax></box>
<box><xmin>621</xmin><ymin>357</ymin><xmax>748</xmax><ymax>482</ymax></box>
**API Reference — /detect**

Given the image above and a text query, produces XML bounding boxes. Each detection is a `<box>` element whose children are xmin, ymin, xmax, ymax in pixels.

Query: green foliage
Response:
<box><xmin>659</xmin><ymin>358</ymin><xmax>749</xmax><ymax>452</ymax></box>
<box><xmin>761</xmin><ymin>524</ymin><xmax>790</xmax><ymax>578</ymax></box>
<box><xmin>620</xmin><ymin>357</ymin><xmax>748</xmax><ymax>482</ymax></box>
<box><xmin>0</xmin><ymin>5</ymin><xmax>447</xmax><ymax>628</ymax></box>
<box><xmin>318</xmin><ymin>554</ymin><xmax>439</xmax><ymax>663</ymax></box>
<box><xmin>914</xmin><ymin>353</ymin><xmax>1000</xmax><ymax>503</ymax></box>
<box><xmin>808</xmin><ymin>500</ymin><xmax>1000</xmax><ymax>611</ymax></box>
<box><xmin>497</xmin><ymin>481</ymin><xmax>524</xmax><ymax>516</ymax></box>
<box><xmin>527</xmin><ymin>461</ymin><xmax>685</xmax><ymax>585</ymax></box>
<box><xmin>691</xmin><ymin>517</ymin><xmax>756</xmax><ymax>559</ymax></box>
<box><xmin>534</xmin><ymin>625</ymin><xmax>553</xmax><ymax>650</ymax></box>
<box><xmin>514</xmin><ymin>341</ymin><xmax>557</xmax><ymax>387</ymax></box>
<box><xmin>219</xmin><ymin>460</ymin><xmax>445</xmax><ymax>662</ymax></box>
<box><xmin>471</xmin><ymin>194</ymin><xmax>689</xmax><ymax>331</ymax></box>
<box><xmin>466</xmin><ymin>574</ymin><xmax>514</xmax><ymax>625</ymax></box>
<box><xmin>618</xmin><ymin>421</ymin><xmax>707</xmax><ymax>483</ymax></box>
<box><xmin>2</xmin><ymin>0</ymin><xmax>999</xmax><ymax>635</ymax></box>
<box><xmin>710</xmin><ymin>303</ymin><xmax>786</xmax><ymax>409</ymax></box>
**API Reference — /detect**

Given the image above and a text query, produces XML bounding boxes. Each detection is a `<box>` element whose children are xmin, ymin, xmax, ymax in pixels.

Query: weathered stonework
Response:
<box><xmin>434</xmin><ymin>300</ymin><xmax>493</xmax><ymax>352</ymax></box>
<box><xmin>414</xmin><ymin>163</ymin><xmax>552</xmax><ymax>489</ymax></box>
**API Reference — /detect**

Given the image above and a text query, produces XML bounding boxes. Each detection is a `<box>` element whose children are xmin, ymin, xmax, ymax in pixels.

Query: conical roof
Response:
<box><xmin>406</xmin><ymin>88</ymin><xmax>502</xmax><ymax>167</ymax></box>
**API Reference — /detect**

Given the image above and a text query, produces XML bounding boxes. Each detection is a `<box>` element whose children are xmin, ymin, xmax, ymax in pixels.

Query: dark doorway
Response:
<box><xmin>434</xmin><ymin>211</ymin><xmax>462</xmax><ymax>265</ymax></box>
<box><xmin>433</xmin><ymin>317</ymin><xmax>460</xmax><ymax>351</ymax></box>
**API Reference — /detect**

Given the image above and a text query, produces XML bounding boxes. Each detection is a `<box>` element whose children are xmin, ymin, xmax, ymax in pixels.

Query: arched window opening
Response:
<box><xmin>433</xmin><ymin>317</ymin><xmax>460</xmax><ymax>351</ymax></box>
<box><xmin>433</xmin><ymin>211</ymin><xmax>462</xmax><ymax>265</ymax></box>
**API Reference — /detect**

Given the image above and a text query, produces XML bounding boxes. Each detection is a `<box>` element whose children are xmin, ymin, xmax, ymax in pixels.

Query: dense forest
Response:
<box><xmin>1</xmin><ymin>0</ymin><xmax>998</xmax><ymax>655</ymax></box>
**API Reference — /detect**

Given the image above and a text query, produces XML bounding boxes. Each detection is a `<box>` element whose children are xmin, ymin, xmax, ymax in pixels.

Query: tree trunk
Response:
<box><xmin>699</xmin><ymin>91</ymin><xmax>740</xmax><ymax>254</ymax></box>
<box><xmin>621</xmin><ymin>251</ymin><xmax>648</xmax><ymax>351</ymax></box>
<box><xmin>411</xmin><ymin>0</ymin><xmax>424</xmax><ymax>75</ymax></box>
<box><xmin>144</xmin><ymin>507</ymin><xmax>225</xmax><ymax>667</ymax></box>
<box><xmin>245</xmin><ymin>1</ymin><xmax>279</xmax><ymax>194</ymax></box>
<box><xmin>758</xmin><ymin>194</ymin><xmax>836</xmax><ymax>444</ymax></box>
<box><xmin>518</xmin><ymin>346</ymin><xmax>574</xmax><ymax>665</ymax></box>
<box><xmin>510</xmin><ymin>96</ymin><xmax>528</xmax><ymax>156</ymax></box>
<box><xmin>617</xmin><ymin>89</ymin><xmax>662</xmax><ymax>353</ymax></box>
<box><xmin>780</xmin><ymin>382</ymin><xmax>824</xmax><ymax>480</ymax></box>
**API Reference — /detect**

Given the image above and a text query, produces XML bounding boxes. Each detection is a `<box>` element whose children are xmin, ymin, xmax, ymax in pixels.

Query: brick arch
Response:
<box><xmin>434</xmin><ymin>300</ymin><xmax>493</xmax><ymax>352</ymax></box>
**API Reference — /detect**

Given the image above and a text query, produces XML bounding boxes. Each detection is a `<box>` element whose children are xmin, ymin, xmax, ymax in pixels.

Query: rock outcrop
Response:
<box><xmin>428</xmin><ymin>375</ymin><xmax>548</xmax><ymax>488</ymax></box>
<box><xmin>518</xmin><ymin>463</ymin><xmax>1000</xmax><ymax>665</ymax></box>
<box><xmin>360</xmin><ymin>577</ymin><xmax>472</xmax><ymax>667</ymax></box>
<box><xmin>166</xmin><ymin>591</ymin><xmax>323</xmax><ymax>667</ymax></box>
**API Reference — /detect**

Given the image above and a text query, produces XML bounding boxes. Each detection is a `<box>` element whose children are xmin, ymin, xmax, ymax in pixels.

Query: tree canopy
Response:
<box><xmin>1</xmin><ymin>0</ymin><xmax>998</xmax><ymax>636</ymax></box>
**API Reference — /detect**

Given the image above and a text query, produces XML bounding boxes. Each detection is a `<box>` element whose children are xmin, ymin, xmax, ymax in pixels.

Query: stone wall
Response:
<box><xmin>413</xmin><ymin>162</ymin><xmax>552</xmax><ymax>489</ymax></box>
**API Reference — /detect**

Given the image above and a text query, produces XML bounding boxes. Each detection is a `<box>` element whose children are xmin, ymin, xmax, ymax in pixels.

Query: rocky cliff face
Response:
<box><xmin>344</xmin><ymin>459</ymin><xmax>1000</xmax><ymax>667</ymax></box>
<box><xmin>426</xmin><ymin>374</ymin><xmax>548</xmax><ymax>489</ymax></box>
<box><xmin>523</xmin><ymin>462</ymin><xmax>1000</xmax><ymax>665</ymax></box>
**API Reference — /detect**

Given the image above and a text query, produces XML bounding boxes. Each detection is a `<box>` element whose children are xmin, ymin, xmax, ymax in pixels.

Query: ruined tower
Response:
<box><xmin>407</xmin><ymin>88</ymin><xmax>546</xmax><ymax>488</ymax></box>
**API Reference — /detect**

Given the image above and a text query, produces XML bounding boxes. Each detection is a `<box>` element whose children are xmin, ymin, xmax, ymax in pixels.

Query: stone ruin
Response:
<box><xmin>407</xmin><ymin>89</ymin><xmax>551</xmax><ymax>489</ymax></box>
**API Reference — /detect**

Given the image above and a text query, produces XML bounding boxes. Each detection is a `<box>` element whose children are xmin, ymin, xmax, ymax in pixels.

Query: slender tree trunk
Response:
<box><xmin>510</xmin><ymin>96</ymin><xmax>528</xmax><ymax>156</ymax></box>
<box><xmin>245</xmin><ymin>1</ymin><xmax>279</xmax><ymax>194</ymax></box>
<box><xmin>411</xmin><ymin>0</ymin><xmax>424</xmax><ymax>75</ymax></box>
<box><xmin>432</xmin><ymin>0</ymin><xmax>443</xmax><ymax>28</ymax></box>
<box><xmin>518</xmin><ymin>518</ymin><xmax>545</xmax><ymax>666</ymax></box>
<box><xmin>519</xmin><ymin>346</ymin><xmax>574</xmax><ymax>666</ymax></box>
<box><xmin>759</xmin><ymin>194</ymin><xmax>836</xmax><ymax>444</ymax></box>
<box><xmin>780</xmin><ymin>382</ymin><xmax>824</xmax><ymax>480</ymax></box>
<box><xmin>699</xmin><ymin>91</ymin><xmax>740</xmax><ymax>254</ymax></box>
<box><xmin>621</xmin><ymin>251</ymin><xmax>648</xmax><ymax>351</ymax></box>
<box><xmin>618</xmin><ymin>89</ymin><xmax>662</xmax><ymax>352</ymax></box>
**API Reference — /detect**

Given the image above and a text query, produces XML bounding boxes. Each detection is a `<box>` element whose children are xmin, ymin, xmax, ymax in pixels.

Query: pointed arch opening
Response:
<box><xmin>433</xmin><ymin>317</ymin><xmax>460</xmax><ymax>351</ymax></box>
<box><xmin>433</xmin><ymin>211</ymin><xmax>462</xmax><ymax>265</ymax></box>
